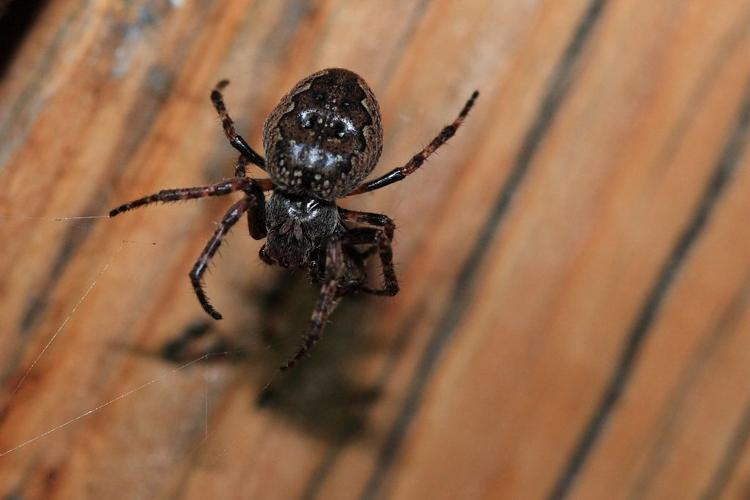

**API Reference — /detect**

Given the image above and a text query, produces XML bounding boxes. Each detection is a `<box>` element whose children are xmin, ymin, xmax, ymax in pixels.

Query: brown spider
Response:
<box><xmin>110</xmin><ymin>68</ymin><xmax>478</xmax><ymax>370</ymax></box>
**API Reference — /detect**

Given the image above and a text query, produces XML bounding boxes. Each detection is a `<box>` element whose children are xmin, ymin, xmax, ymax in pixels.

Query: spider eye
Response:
<box><xmin>313</xmin><ymin>91</ymin><xmax>326</xmax><ymax>102</ymax></box>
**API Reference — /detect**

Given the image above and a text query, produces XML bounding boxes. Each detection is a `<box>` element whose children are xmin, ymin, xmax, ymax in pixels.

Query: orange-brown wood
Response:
<box><xmin>1</xmin><ymin>0</ymin><xmax>749</xmax><ymax>499</ymax></box>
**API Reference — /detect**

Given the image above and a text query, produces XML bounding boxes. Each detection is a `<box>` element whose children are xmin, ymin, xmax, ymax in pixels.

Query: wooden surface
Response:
<box><xmin>1</xmin><ymin>0</ymin><xmax>750</xmax><ymax>499</ymax></box>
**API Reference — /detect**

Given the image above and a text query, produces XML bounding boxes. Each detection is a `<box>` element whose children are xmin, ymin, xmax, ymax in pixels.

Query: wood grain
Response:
<box><xmin>1</xmin><ymin>0</ymin><xmax>749</xmax><ymax>499</ymax></box>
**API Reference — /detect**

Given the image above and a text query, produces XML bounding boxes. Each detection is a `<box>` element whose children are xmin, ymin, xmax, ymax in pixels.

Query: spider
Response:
<box><xmin>110</xmin><ymin>68</ymin><xmax>478</xmax><ymax>370</ymax></box>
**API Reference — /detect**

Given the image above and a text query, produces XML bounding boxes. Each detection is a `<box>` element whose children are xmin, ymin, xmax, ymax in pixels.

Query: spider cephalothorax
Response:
<box><xmin>110</xmin><ymin>68</ymin><xmax>478</xmax><ymax>370</ymax></box>
<box><xmin>262</xmin><ymin>192</ymin><xmax>338</xmax><ymax>268</ymax></box>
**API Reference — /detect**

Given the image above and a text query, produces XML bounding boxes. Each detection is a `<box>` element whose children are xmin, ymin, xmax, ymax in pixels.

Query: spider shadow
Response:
<box><xmin>161</xmin><ymin>270</ymin><xmax>382</xmax><ymax>444</ymax></box>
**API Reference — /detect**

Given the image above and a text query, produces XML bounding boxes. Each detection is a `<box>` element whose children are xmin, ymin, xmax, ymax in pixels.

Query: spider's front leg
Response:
<box><xmin>190</xmin><ymin>185</ymin><xmax>267</xmax><ymax>320</ymax></box>
<box><xmin>110</xmin><ymin>178</ymin><xmax>249</xmax><ymax>217</ymax></box>
<box><xmin>339</xmin><ymin>208</ymin><xmax>399</xmax><ymax>296</ymax></box>
<box><xmin>281</xmin><ymin>236</ymin><xmax>345</xmax><ymax>371</ymax></box>
<box><xmin>234</xmin><ymin>154</ymin><xmax>248</xmax><ymax>178</ymax></box>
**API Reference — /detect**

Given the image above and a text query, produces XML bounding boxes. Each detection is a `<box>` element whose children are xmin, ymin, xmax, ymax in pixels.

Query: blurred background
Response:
<box><xmin>1</xmin><ymin>0</ymin><xmax>750</xmax><ymax>498</ymax></box>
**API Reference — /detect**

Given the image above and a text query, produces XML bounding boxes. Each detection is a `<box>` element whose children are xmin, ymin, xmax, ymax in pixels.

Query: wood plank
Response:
<box><xmin>1</xmin><ymin>0</ymin><xmax>749</xmax><ymax>499</ymax></box>
<box><xmin>375</xmin><ymin>1</ymin><xmax>750</xmax><ymax>498</ymax></box>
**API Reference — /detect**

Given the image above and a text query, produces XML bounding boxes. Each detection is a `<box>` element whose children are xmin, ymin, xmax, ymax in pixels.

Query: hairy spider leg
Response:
<box><xmin>339</xmin><ymin>208</ymin><xmax>399</xmax><ymax>296</ymax></box>
<box><xmin>281</xmin><ymin>237</ymin><xmax>345</xmax><ymax>371</ymax></box>
<box><xmin>110</xmin><ymin>178</ymin><xmax>272</xmax><ymax>319</ymax></box>
<box><xmin>211</xmin><ymin>80</ymin><xmax>267</xmax><ymax>169</ymax></box>
<box><xmin>190</xmin><ymin>194</ymin><xmax>263</xmax><ymax>320</ymax></box>
<box><xmin>343</xmin><ymin>227</ymin><xmax>399</xmax><ymax>296</ymax></box>
<box><xmin>108</xmin><ymin>178</ymin><xmax>272</xmax><ymax>217</ymax></box>
<box><xmin>242</xmin><ymin>180</ymin><xmax>269</xmax><ymax>240</ymax></box>
<box><xmin>348</xmin><ymin>90</ymin><xmax>479</xmax><ymax>195</ymax></box>
<box><xmin>234</xmin><ymin>154</ymin><xmax>248</xmax><ymax>178</ymax></box>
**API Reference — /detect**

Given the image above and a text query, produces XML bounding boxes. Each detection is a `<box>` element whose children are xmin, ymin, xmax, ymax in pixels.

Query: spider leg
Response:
<box><xmin>243</xmin><ymin>178</ymin><xmax>268</xmax><ymax>239</ymax></box>
<box><xmin>190</xmin><ymin>196</ymin><xmax>255</xmax><ymax>320</ymax></box>
<box><xmin>339</xmin><ymin>208</ymin><xmax>394</xmax><ymax>239</ymax></box>
<box><xmin>339</xmin><ymin>209</ymin><xmax>399</xmax><ymax>296</ymax></box>
<box><xmin>211</xmin><ymin>80</ymin><xmax>266</xmax><ymax>170</ymax></box>
<box><xmin>348</xmin><ymin>91</ymin><xmax>479</xmax><ymax>195</ymax></box>
<box><xmin>234</xmin><ymin>154</ymin><xmax>248</xmax><ymax>178</ymax></box>
<box><xmin>281</xmin><ymin>237</ymin><xmax>345</xmax><ymax>371</ymax></box>
<box><xmin>109</xmin><ymin>178</ymin><xmax>272</xmax><ymax>217</ymax></box>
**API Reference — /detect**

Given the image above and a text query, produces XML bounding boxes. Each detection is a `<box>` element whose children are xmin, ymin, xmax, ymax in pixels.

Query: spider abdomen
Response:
<box><xmin>263</xmin><ymin>68</ymin><xmax>383</xmax><ymax>201</ymax></box>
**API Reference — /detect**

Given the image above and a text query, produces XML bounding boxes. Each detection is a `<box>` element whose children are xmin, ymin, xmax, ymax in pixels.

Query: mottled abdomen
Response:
<box><xmin>263</xmin><ymin>68</ymin><xmax>383</xmax><ymax>200</ymax></box>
